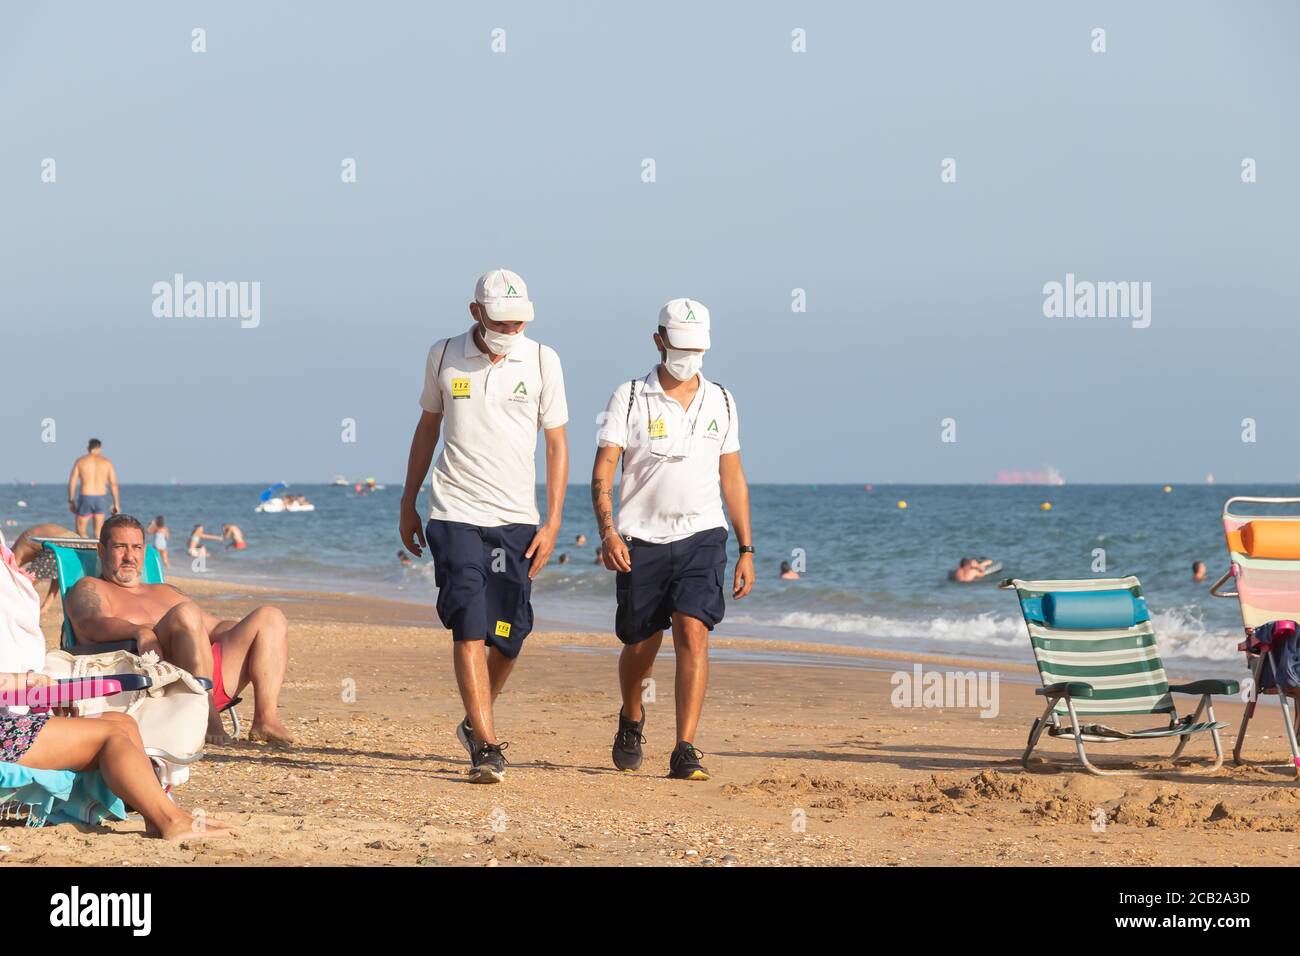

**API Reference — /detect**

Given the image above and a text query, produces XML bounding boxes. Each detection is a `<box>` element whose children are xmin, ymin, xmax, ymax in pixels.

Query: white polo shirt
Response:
<box><xmin>596</xmin><ymin>367</ymin><xmax>740</xmax><ymax>544</ymax></box>
<box><xmin>419</xmin><ymin>328</ymin><xmax>568</xmax><ymax>527</ymax></box>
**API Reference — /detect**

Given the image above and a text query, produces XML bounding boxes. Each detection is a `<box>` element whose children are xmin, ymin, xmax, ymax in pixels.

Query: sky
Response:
<box><xmin>2</xmin><ymin>1</ymin><xmax>1297</xmax><ymax>485</ymax></box>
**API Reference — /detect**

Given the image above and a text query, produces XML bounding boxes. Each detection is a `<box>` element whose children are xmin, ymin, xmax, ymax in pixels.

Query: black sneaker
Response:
<box><xmin>612</xmin><ymin>710</ymin><xmax>646</xmax><ymax>772</ymax></box>
<box><xmin>469</xmin><ymin>741</ymin><xmax>508</xmax><ymax>784</ymax></box>
<box><xmin>668</xmin><ymin>742</ymin><xmax>710</xmax><ymax>781</ymax></box>
<box><xmin>455</xmin><ymin>716</ymin><xmax>475</xmax><ymax>759</ymax></box>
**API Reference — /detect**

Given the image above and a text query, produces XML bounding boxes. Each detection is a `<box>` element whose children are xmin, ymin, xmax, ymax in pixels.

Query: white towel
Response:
<box><xmin>0</xmin><ymin>543</ymin><xmax>48</xmax><ymax>715</ymax></box>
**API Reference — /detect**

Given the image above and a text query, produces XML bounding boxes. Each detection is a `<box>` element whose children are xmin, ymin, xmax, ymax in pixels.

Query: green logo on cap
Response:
<box><xmin>684</xmin><ymin>309</ymin><xmax>697</xmax><ymax>321</ymax></box>
<box><xmin>505</xmin><ymin>285</ymin><xmax>519</xmax><ymax>297</ymax></box>
<box><xmin>513</xmin><ymin>381</ymin><xmax>527</xmax><ymax>395</ymax></box>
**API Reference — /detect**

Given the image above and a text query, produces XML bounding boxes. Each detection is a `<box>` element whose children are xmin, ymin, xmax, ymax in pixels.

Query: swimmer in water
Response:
<box><xmin>1192</xmin><ymin>560</ymin><xmax>1207</xmax><ymax>583</ymax></box>
<box><xmin>187</xmin><ymin>524</ymin><xmax>221</xmax><ymax>558</ymax></box>
<box><xmin>779</xmin><ymin>560</ymin><xmax>800</xmax><ymax>580</ymax></box>
<box><xmin>397</xmin><ymin>550</ymin><xmax>412</xmax><ymax>567</ymax></box>
<box><xmin>222</xmin><ymin>524</ymin><xmax>246</xmax><ymax>550</ymax></box>
<box><xmin>146</xmin><ymin>515</ymin><xmax>170</xmax><ymax>568</ymax></box>
<box><xmin>952</xmin><ymin>557</ymin><xmax>994</xmax><ymax>583</ymax></box>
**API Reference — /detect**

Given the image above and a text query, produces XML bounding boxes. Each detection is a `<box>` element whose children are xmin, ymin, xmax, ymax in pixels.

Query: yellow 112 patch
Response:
<box><xmin>495</xmin><ymin>620</ymin><xmax>512</xmax><ymax>638</ymax></box>
<box><xmin>647</xmin><ymin>417</ymin><xmax>667</xmax><ymax>440</ymax></box>
<box><xmin>451</xmin><ymin>377</ymin><xmax>471</xmax><ymax>399</ymax></box>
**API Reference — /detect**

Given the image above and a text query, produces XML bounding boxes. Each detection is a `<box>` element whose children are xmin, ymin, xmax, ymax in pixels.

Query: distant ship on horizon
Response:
<box><xmin>993</xmin><ymin>465</ymin><xmax>1066</xmax><ymax>486</ymax></box>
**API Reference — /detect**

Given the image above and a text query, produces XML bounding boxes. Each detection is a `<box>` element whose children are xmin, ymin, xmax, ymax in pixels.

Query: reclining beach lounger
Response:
<box><xmin>37</xmin><ymin>538</ymin><xmax>241</xmax><ymax>739</ymax></box>
<box><xmin>1210</xmin><ymin>496</ymin><xmax>1300</xmax><ymax>775</ymax></box>
<box><xmin>1001</xmin><ymin>576</ymin><xmax>1237</xmax><ymax>776</ymax></box>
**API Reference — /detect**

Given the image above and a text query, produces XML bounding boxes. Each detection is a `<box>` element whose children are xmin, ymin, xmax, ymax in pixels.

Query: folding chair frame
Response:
<box><xmin>1023</xmin><ymin>684</ymin><xmax>1227</xmax><ymax>777</ymax></box>
<box><xmin>1211</xmin><ymin>496</ymin><xmax>1300</xmax><ymax>777</ymax></box>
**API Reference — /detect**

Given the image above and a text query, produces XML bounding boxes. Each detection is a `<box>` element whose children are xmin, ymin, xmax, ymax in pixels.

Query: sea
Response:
<box><xmin>4</xmin><ymin>481</ymin><xmax>1286</xmax><ymax>679</ymax></box>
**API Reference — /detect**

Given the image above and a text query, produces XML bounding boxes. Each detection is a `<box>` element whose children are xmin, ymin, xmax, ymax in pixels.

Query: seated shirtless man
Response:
<box><xmin>65</xmin><ymin>514</ymin><xmax>293</xmax><ymax>746</ymax></box>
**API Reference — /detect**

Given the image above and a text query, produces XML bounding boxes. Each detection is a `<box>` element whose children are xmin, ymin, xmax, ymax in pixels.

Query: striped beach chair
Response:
<box><xmin>1002</xmin><ymin>576</ymin><xmax>1237</xmax><ymax>776</ymax></box>
<box><xmin>1211</xmin><ymin>497</ymin><xmax>1300</xmax><ymax>774</ymax></box>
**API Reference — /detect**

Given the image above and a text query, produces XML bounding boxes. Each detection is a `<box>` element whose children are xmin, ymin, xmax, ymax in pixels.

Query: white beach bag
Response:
<box><xmin>42</xmin><ymin>649</ymin><xmax>210</xmax><ymax>786</ymax></box>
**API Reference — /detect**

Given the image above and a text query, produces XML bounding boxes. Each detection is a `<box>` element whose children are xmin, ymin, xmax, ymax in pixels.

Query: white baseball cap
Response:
<box><xmin>475</xmin><ymin>268</ymin><xmax>535</xmax><ymax>323</ymax></box>
<box><xmin>658</xmin><ymin>298</ymin><xmax>710</xmax><ymax>350</ymax></box>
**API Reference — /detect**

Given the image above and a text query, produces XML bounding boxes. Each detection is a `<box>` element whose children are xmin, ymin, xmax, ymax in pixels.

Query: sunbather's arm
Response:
<box><xmin>67</xmin><ymin>462</ymin><xmax>78</xmax><ymax>513</ymax></box>
<box><xmin>65</xmin><ymin>579</ymin><xmax>155</xmax><ymax>645</ymax></box>
<box><xmin>399</xmin><ymin>410</ymin><xmax>442</xmax><ymax>556</ymax></box>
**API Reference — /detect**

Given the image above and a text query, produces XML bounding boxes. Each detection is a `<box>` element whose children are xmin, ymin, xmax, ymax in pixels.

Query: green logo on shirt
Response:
<box><xmin>513</xmin><ymin>381</ymin><xmax>527</xmax><ymax>395</ymax></box>
<box><xmin>707</xmin><ymin>419</ymin><xmax>719</xmax><ymax>432</ymax></box>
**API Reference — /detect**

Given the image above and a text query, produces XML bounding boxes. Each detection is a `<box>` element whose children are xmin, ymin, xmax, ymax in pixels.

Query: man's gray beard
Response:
<box><xmin>111</xmin><ymin>569</ymin><xmax>139</xmax><ymax>585</ymax></box>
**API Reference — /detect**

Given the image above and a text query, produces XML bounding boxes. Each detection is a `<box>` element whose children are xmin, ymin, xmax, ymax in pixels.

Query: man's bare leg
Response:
<box><xmin>454</xmin><ymin>640</ymin><xmax>497</xmax><ymax>745</ymax></box>
<box><xmin>671</xmin><ymin>613</ymin><xmax>709</xmax><ymax>745</ymax></box>
<box><xmin>209</xmin><ymin>606</ymin><xmax>292</xmax><ymax>745</ymax></box>
<box><xmin>91</xmin><ymin>513</ymin><xmax>107</xmax><ymax>538</ymax></box>
<box><xmin>619</xmin><ymin>632</ymin><xmax>663</xmax><ymax>723</ymax></box>
<box><xmin>151</xmin><ymin>601</ymin><xmax>223</xmax><ymax>742</ymax></box>
<box><xmin>74</xmin><ymin>514</ymin><xmax>90</xmax><ymax>538</ymax></box>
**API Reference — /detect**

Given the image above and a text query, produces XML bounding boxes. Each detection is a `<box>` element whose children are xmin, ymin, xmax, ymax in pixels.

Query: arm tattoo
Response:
<box><xmin>67</xmin><ymin>581</ymin><xmax>104</xmax><ymax>622</ymax></box>
<box><xmin>591</xmin><ymin>478</ymin><xmax>616</xmax><ymax>537</ymax></box>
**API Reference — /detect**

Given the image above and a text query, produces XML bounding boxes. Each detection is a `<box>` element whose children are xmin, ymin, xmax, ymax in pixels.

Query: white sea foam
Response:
<box><xmin>728</xmin><ymin>610</ymin><xmax>1026</xmax><ymax>649</ymax></box>
<box><xmin>727</xmin><ymin>607</ymin><xmax>1243</xmax><ymax>664</ymax></box>
<box><xmin>1146</xmin><ymin>607</ymin><xmax>1241</xmax><ymax>662</ymax></box>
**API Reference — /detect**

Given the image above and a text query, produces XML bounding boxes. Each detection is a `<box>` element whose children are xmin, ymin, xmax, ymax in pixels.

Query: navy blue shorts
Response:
<box><xmin>425</xmin><ymin>519</ymin><xmax>536</xmax><ymax>658</ymax></box>
<box><xmin>76</xmin><ymin>493</ymin><xmax>112</xmax><ymax>516</ymax></box>
<box><xmin>615</xmin><ymin>527</ymin><xmax>728</xmax><ymax>644</ymax></box>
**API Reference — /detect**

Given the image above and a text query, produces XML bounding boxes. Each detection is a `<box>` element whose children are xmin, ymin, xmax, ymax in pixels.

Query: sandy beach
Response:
<box><xmin>5</xmin><ymin>576</ymin><xmax>1300</xmax><ymax>867</ymax></box>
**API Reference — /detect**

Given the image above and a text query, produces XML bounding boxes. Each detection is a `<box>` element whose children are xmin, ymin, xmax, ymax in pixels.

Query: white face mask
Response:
<box><xmin>662</xmin><ymin>347</ymin><xmax>704</xmax><ymax>382</ymax></box>
<box><xmin>479</xmin><ymin>321</ymin><xmax>519</xmax><ymax>356</ymax></box>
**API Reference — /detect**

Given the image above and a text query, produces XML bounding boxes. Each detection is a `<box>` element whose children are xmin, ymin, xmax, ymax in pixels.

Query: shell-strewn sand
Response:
<box><xmin>6</xmin><ymin>577</ymin><xmax>1300</xmax><ymax>867</ymax></box>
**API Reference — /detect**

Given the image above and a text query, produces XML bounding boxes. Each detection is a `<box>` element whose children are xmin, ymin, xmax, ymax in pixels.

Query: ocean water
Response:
<box><xmin>3</xmin><ymin>481</ymin><xmax>1285</xmax><ymax>677</ymax></box>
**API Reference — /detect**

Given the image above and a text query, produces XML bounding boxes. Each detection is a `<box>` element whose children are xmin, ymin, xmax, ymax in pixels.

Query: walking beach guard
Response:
<box><xmin>400</xmin><ymin>269</ymin><xmax>569</xmax><ymax>784</ymax></box>
<box><xmin>592</xmin><ymin>298</ymin><xmax>754</xmax><ymax>781</ymax></box>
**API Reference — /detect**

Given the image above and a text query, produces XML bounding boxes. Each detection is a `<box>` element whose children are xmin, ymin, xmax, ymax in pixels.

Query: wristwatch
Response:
<box><xmin>738</xmin><ymin>545</ymin><xmax>754</xmax><ymax>555</ymax></box>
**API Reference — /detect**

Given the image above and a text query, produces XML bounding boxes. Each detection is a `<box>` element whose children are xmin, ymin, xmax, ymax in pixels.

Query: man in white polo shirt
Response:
<box><xmin>399</xmin><ymin>268</ymin><xmax>569</xmax><ymax>784</ymax></box>
<box><xmin>591</xmin><ymin>297</ymin><xmax>754</xmax><ymax>781</ymax></box>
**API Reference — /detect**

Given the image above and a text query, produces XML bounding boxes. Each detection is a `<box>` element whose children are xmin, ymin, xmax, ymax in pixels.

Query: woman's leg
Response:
<box><xmin>19</xmin><ymin>714</ymin><xmax>233</xmax><ymax>841</ymax></box>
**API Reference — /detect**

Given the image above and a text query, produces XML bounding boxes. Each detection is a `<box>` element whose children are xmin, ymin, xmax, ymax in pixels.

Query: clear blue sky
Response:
<box><xmin>2</xmin><ymin>1</ymin><xmax>1297</xmax><ymax>484</ymax></box>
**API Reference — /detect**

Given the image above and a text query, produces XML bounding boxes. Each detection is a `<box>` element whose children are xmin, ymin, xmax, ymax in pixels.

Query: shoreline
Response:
<box><xmin>175</xmin><ymin>574</ymin><xmax>1042</xmax><ymax>677</ymax></box>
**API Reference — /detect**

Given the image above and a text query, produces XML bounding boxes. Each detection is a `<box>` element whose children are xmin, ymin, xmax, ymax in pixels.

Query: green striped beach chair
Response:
<box><xmin>1002</xmin><ymin>576</ymin><xmax>1238</xmax><ymax>776</ymax></box>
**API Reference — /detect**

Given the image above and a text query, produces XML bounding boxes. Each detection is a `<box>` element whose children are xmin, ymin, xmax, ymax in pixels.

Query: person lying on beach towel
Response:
<box><xmin>64</xmin><ymin>515</ymin><xmax>293</xmax><ymax>747</ymax></box>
